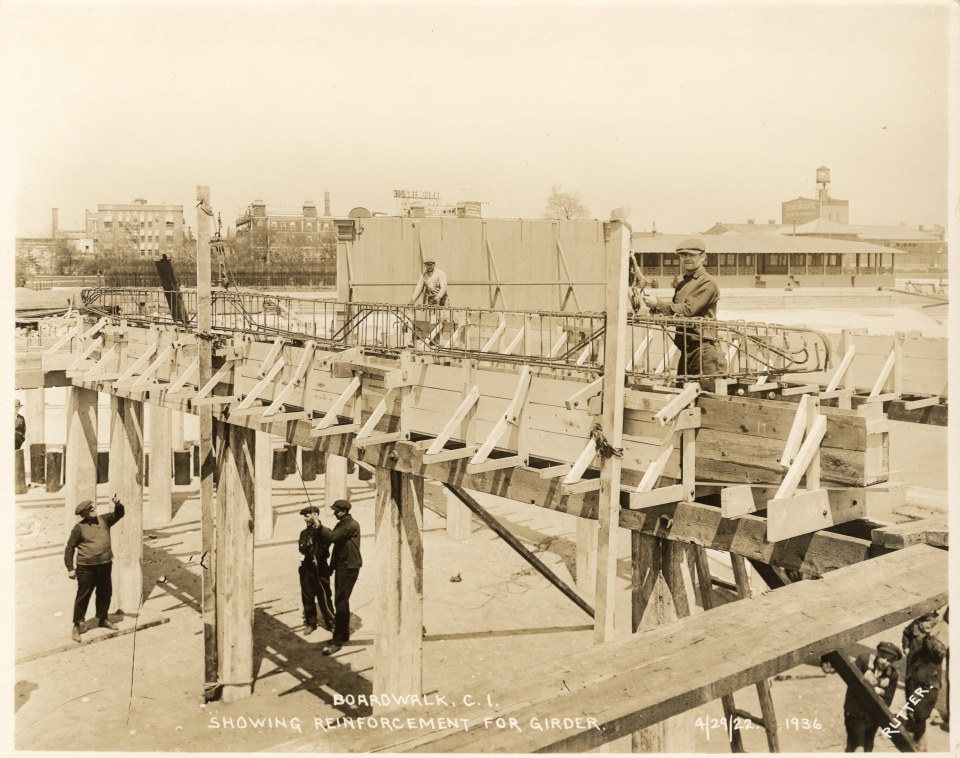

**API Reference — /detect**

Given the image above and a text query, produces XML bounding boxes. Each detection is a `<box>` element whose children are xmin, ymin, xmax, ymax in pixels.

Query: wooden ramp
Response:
<box><xmin>282</xmin><ymin>544</ymin><xmax>946</xmax><ymax>753</ymax></box>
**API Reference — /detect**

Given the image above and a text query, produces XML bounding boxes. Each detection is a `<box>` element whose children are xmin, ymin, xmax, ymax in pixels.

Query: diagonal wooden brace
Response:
<box><xmin>65</xmin><ymin>336</ymin><xmax>104</xmax><ymax>375</ymax></box>
<box><xmin>130</xmin><ymin>343</ymin><xmax>177</xmax><ymax>390</ymax></box>
<box><xmin>779</xmin><ymin>395</ymin><xmax>811</xmax><ymax>468</ymax></box>
<box><xmin>825</xmin><ymin>345</ymin><xmax>856</xmax><ymax>393</ymax></box>
<box><xmin>562</xmin><ymin>438</ymin><xmax>597</xmax><ymax>486</ymax></box>
<box><xmin>424</xmin><ymin>386</ymin><xmax>480</xmax><ymax>456</ymax></box>
<box><xmin>258</xmin><ymin>338</ymin><xmax>285</xmax><ymax>379</ymax></box>
<box><xmin>165</xmin><ymin>357</ymin><xmax>200</xmax><ymax>397</ymax></box>
<box><xmin>354</xmin><ymin>386</ymin><xmax>404</xmax><ymax>447</ymax></box>
<box><xmin>82</xmin><ymin>344</ymin><xmax>120</xmax><ymax>381</ymax></box>
<box><xmin>653</xmin><ymin>383</ymin><xmax>700</xmax><ymax>426</ymax></box>
<box><xmin>635</xmin><ymin>423</ymin><xmax>678</xmax><ymax>494</ymax></box>
<box><xmin>260</xmin><ymin>342</ymin><xmax>317</xmax><ymax>418</ymax></box>
<box><xmin>195</xmin><ymin>359</ymin><xmax>240</xmax><ymax>401</ymax></box>
<box><xmin>311</xmin><ymin>376</ymin><xmax>361</xmax><ymax>432</ymax></box>
<box><xmin>230</xmin><ymin>357</ymin><xmax>286</xmax><ymax>416</ymax></box>
<box><xmin>480</xmin><ymin>320</ymin><xmax>507</xmax><ymax>352</ymax></box>
<box><xmin>112</xmin><ymin>341</ymin><xmax>159</xmax><ymax>389</ymax></box>
<box><xmin>469</xmin><ymin>365</ymin><xmax>531</xmax><ymax>467</ymax></box>
<box><xmin>774</xmin><ymin>413</ymin><xmax>827</xmax><ymax>501</ymax></box>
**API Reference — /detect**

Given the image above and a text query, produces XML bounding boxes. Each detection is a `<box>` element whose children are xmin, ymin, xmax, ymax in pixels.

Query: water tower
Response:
<box><xmin>816</xmin><ymin>166</ymin><xmax>831</xmax><ymax>200</ymax></box>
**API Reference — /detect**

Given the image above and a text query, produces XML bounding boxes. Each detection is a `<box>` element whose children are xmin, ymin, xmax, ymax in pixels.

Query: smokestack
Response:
<box><xmin>52</xmin><ymin>208</ymin><xmax>59</xmax><ymax>238</ymax></box>
<box><xmin>324</xmin><ymin>192</ymin><xmax>331</xmax><ymax>217</ymax></box>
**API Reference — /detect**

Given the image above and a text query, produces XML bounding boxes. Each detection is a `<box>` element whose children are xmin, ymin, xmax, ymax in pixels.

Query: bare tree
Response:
<box><xmin>544</xmin><ymin>185</ymin><xmax>590</xmax><ymax>219</ymax></box>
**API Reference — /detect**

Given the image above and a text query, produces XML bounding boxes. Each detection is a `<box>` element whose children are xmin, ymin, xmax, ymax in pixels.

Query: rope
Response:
<box><xmin>590</xmin><ymin>423</ymin><xmax>622</xmax><ymax>460</ymax></box>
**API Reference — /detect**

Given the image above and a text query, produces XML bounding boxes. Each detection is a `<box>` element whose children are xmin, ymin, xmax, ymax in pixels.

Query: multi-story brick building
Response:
<box><xmin>781</xmin><ymin>166</ymin><xmax>850</xmax><ymax>226</ymax></box>
<box><xmin>85</xmin><ymin>197</ymin><xmax>186</xmax><ymax>258</ymax></box>
<box><xmin>234</xmin><ymin>195</ymin><xmax>336</xmax><ymax>260</ymax></box>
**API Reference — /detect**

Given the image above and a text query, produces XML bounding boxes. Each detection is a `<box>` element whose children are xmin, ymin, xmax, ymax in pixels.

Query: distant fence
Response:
<box><xmin>27</xmin><ymin>267</ymin><xmax>336</xmax><ymax>290</ymax></box>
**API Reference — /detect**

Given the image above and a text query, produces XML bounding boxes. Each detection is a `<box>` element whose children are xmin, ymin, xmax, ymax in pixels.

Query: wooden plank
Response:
<box><xmin>618</xmin><ymin>501</ymin><xmax>876</xmax><ymax>577</ymax></box>
<box><xmin>109</xmin><ymin>397</ymin><xmax>144</xmax><ymax>613</ymax></box>
<box><xmin>871</xmin><ymin>519</ymin><xmax>948</xmax><ymax>549</ymax></box>
<box><xmin>766</xmin><ymin>488</ymin><xmax>833</xmax><ymax>541</ymax></box>
<box><xmin>307</xmin><ymin>544</ymin><xmax>947</xmax><ymax>754</ymax></box>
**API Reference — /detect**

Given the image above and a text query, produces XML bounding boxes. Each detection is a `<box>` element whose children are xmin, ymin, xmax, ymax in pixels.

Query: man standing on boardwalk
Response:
<box><xmin>298</xmin><ymin>505</ymin><xmax>335</xmax><ymax>635</ymax></box>
<box><xmin>319</xmin><ymin>499</ymin><xmax>362</xmax><ymax>655</ymax></box>
<box><xmin>64</xmin><ymin>495</ymin><xmax>125</xmax><ymax>642</ymax></box>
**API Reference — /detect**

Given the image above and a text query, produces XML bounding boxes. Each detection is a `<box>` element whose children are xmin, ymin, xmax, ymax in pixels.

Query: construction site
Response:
<box><xmin>12</xmin><ymin>191</ymin><xmax>951</xmax><ymax>754</ymax></box>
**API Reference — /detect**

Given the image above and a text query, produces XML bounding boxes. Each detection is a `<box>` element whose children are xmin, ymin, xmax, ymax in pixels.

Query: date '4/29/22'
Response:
<box><xmin>694</xmin><ymin>715</ymin><xmax>822</xmax><ymax>741</ymax></box>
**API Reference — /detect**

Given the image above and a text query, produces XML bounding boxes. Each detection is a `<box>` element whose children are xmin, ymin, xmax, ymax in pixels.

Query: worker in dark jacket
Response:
<box><xmin>298</xmin><ymin>505</ymin><xmax>335</xmax><ymax>634</ymax></box>
<box><xmin>318</xmin><ymin>499</ymin><xmax>362</xmax><ymax>655</ymax></box>
<box><xmin>15</xmin><ymin>399</ymin><xmax>26</xmax><ymax>450</ymax></box>
<box><xmin>640</xmin><ymin>237</ymin><xmax>727</xmax><ymax>392</ymax></box>
<box><xmin>902</xmin><ymin>610</ymin><xmax>948</xmax><ymax>749</ymax></box>
<box><xmin>843</xmin><ymin>641</ymin><xmax>901</xmax><ymax>752</ymax></box>
<box><xmin>64</xmin><ymin>496</ymin><xmax>125</xmax><ymax>642</ymax></box>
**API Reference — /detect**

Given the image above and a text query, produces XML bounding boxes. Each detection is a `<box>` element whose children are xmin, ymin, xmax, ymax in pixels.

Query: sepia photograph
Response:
<box><xmin>2</xmin><ymin>1</ymin><xmax>956</xmax><ymax>754</ymax></box>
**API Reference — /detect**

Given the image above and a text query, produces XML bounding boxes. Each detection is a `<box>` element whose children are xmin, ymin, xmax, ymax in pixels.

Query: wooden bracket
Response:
<box><xmin>259</xmin><ymin>341</ymin><xmax>317</xmax><ymax>418</ymax></box>
<box><xmin>653</xmin><ymin>383</ymin><xmax>700</xmax><ymax>425</ymax></box>
<box><xmin>310</xmin><ymin>376</ymin><xmax>362</xmax><ymax>436</ymax></box>
<box><xmin>869</xmin><ymin>348</ymin><xmax>897</xmax><ymax>399</ymax></box>
<box><xmin>230</xmin><ymin>356</ymin><xmax>287</xmax><ymax>417</ymax></box>
<box><xmin>112</xmin><ymin>340</ymin><xmax>159</xmax><ymax>389</ymax></box>
<box><xmin>902</xmin><ymin>395</ymin><xmax>940</xmax><ymax>410</ymax></box>
<box><xmin>825</xmin><ymin>345</ymin><xmax>856</xmax><ymax>393</ymax></box>
<box><xmin>65</xmin><ymin>336</ymin><xmax>103</xmax><ymax>375</ymax></box>
<box><xmin>655</xmin><ymin>343</ymin><xmax>679</xmax><ymax>374</ymax></box>
<box><xmin>164</xmin><ymin>358</ymin><xmax>200</xmax><ymax>398</ymax></box>
<box><xmin>443</xmin><ymin>323</ymin><xmax>465</xmax><ymax>349</ymax></box>
<box><xmin>194</xmin><ymin>358</ymin><xmax>240</xmax><ymax>401</ymax></box>
<box><xmin>82</xmin><ymin>344</ymin><xmax>120</xmax><ymax>381</ymax></box>
<box><xmin>353</xmin><ymin>386</ymin><xmax>406</xmax><ymax>448</ymax></box>
<box><xmin>258</xmin><ymin>338</ymin><xmax>285</xmax><ymax>379</ymax></box>
<box><xmin>130</xmin><ymin>343</ymin><xmax>177</xmax><ymax>390</ymax></box>
<box><xmin>563</xmin><ymin>438</ymin><xmax>597</xmax><ymax>487</ymax></box>
<box><xmin>480</xmin><ymin>320</ymin><xmax>507</xmax><ymax>352</ymax></box>
<box><xmin>423</xmin><ymin>386</ymin><xmax>480</xmax><ymax>459</ymax></box>
<box><xmin>46</xmin><ymin>316</ymin><xmax>106</xmax><ymax>358</ymax></box>
<box><xmin>780</xmin><ymin>383</ymin><xmax>821</xmax><ymax>397</ymax></box>
<box><xmin>779</xmin><ymin>395</ymin><xmax>812</xmax><ymax>468</ymax></box>
<box><xmin>421</xmin><ymin>445</ymin><xmax>480</xmax><ymax>464</ymax></box>
<box><xmin>634</xmin><ymin>422</ymin><xmax>678</xmax><ymax>495</ymax></box>
<box><xmin>467</xmin><ymin>365</ymin><xmax>531</xmax><ymax>471</ymax></box>
<box><xmin>720</xmin><ymin>484</ymin><xmax>757</xmax><ymax>518</ymax></box>
<box><xmin>564</xmin><ymin>377</ymin><xmax>602</xmax><ymax>411</ymax></box>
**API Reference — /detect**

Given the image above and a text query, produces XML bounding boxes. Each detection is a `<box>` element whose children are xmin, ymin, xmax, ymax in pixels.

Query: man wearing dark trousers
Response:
<box><xmin>902</xmin><ymin>610</ymin><xmax>948</xmax><ymax>750</ymax></box>
<box><xmin>298</xmin><ymin>505</ymin><xmax>335</xmax><ymax>635</ymax></box>
<box><xmin>319</xmin><ymin>499</ymin><xmax>361</xmax><ymax>655</ymax></box>
<box><xmin>64</xmin><ymin>496</ymin><xmax>125</xmax><ymax>642</ymax></box>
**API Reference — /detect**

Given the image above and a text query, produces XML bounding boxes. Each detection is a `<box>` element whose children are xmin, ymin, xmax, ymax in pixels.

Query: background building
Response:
<box><xmin>781</xmin><ymin>166</ymin><xmax>850</xmax><ymax>226</ymax></box>
<box><xmin>235</xmin><ymin>194</ymin><xmax>336</xmax><ymax>261</ymax></box>
<box><xmin>85</xmin><ymin>197</ymin><xmax>186</xmax><ymax>258</ymax></box>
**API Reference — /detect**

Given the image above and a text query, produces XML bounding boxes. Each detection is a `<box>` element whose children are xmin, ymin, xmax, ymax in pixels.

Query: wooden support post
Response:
<box><xmin>631</xmin><ymin>533</ymin><xmax>696</xmax><ymax>752</ymax></box>
<box><xmin>65</xmin><ymin>386</ymin><xmax>98</xmax><ymax>535</ymax></box>
<box><xmin>196</xmin><ymin>184</ymin><xmax>219</xmax><ymax>701</ymax></box>
<box><xmin>255</xmin><ymin>431</ymin><xmax>274</xmax><ymax>542</ymax></box>
<box><xmin>146</xmin><ymin>404</ymin><xmax>172</xmax><ymax>526</ymax></box>
<box><xmin>25</xmin><ymin>387</ymin><xmax>45</xmax><ymax>482</ymax></box>
<box><xmin>216</xmin><ymin>422</ymin><xmax>256</xmax><ymax>703</ymax></box>
<box><xmin>594</xmin><ymin>209</ymin><xmax>630</xmax><ymax>644</ymax></box>
<box><xmin>424</xmin><ymin>479</ymin><xmax>471</xmax><ymax>541</ymax></box>
<box><xmin>576</xmin><ymin>519</ymin><xmax>598</xmax><ymax>601</ymax></box>
<box><xmin>325</xmin><ymin>453</ymin><xmax>348</xmax><ymax>506</ymax></box>
<box><xmin>109</xmin><ymin>396</ymin><xmax>144</xmax><ymax>614</ymax></box>
<box><xmin>373</xmin><ymin>467</ymin><xmax>424</xmax><ymax>708</ymax></box>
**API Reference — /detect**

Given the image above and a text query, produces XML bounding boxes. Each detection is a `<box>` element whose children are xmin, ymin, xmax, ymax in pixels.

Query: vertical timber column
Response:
<box><xmin>593</xmin><ymin>209</ymin><xmax>630</xmax><ymax>643</ymax></box>
<box><xmin>575</xmin><ymin>519</ymin><xmax>598</xmax><ymax>600</ymax></box>
<box><xmin>325</xmin><ymin>453</ymin><xmax>348</xmax><ymax>506</ymax></box>
<box><xmin>109</xmin><ymin>395</ymin><xmax>144</xmax><ymax>613</ymax></box>
<box><xmin>197</xmin><ymin>184</ymin><xmax>219</xmax><ymax>700</ymax></box>
<box><xmin>424</xmin><ymin>479</ymin><xmax>471</xmax><ymax>541</ymax></box>
<box><xmin>65</xmin><ymin>386</ymin><xmax>98</xmax><ymax>534</ymax></box>
<box><xmin>26</xmin><ymin>386</ymin><xmax>45</xmax><ymax>483</ymax></box>
<box><xmin>146</xmin><ymin>404</ymin><xmax>172</xmax><ymax>526</ymax></box>
<box><xmin>254</xmin><ymin>430</ymin><xmax>274</xmax><ymax>541</ymax></box>
<box><xmin>216</xmin><ymin>422</ymin><xmax>256</xmax><ymax>703</ymax></box>
<box><xmin>373</xmin><ymin>467</ymin><xmax>424</xmax><ymax>707</ymax></box>
<box><xmin>631</xmin><ymin>534</ymin><xmax>697</xmax><ymax>752</ymax></box>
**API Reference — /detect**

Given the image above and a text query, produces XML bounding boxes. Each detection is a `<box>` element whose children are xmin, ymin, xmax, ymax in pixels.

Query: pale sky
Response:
<box><xmin>1</xmin><ymin>1</ymin><xmax>955</xmax><ymax>237</ymax></box>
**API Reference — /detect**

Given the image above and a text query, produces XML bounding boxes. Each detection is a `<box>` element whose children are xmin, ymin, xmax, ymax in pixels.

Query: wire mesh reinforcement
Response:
<box><xmin>78</xmin><ymin>288</ymin><xmax>831</xmax><ymax>382</ymax></box>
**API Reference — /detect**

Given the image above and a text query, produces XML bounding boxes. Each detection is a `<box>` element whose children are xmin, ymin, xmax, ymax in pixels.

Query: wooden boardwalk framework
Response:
<box><xmin>14</xmin><ymin>207</ymin><xmax>948</xmax><ymax>752</ymax></box>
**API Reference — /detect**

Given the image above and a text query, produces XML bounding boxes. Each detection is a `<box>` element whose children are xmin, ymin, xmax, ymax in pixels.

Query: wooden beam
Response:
<box><xmin>373</xmin><ymin>468</ymin><xmax>424</xmax><ymax>708</ymax></box>
<box><xmin>109</xmin><ymin>396</ymin><xmax>144</xmax><ymax>614</ymax></box>
<box><xmin>310</xmin><ymin>544</ymin><xmax>946</xmax><ymax>754</ymax></box>
<box><xmin>447</xmin><ymin>486</ymin><xmax>593</xmax><ymax>618</ymax></box>
<box><xmin>146</xmin><ymin>404</ymin><xmax>173</xmax><ymax>527</ymax></box>
<box><xmin>594</xmin><ymin>209</ymin><xmax>630</xmax><ymax>644</ymax></box>
<box><xmin>618</xmin><ymin>501</ymin><xmax>878</xmax><ymax>577</ymax></box>
<box><xmin>215</xmin><ymin>422</ymin><xmax>256</xmax><ymax>703</ymax></box>
<box><xmin>64</xmin><ymin>386</ymin><xmax>98</xmax><ymax>535</ymax></box>
<box><xmin>871</xmin><ymin>519</ymin><xmax>948</xmax><ymax>549</ymax></box>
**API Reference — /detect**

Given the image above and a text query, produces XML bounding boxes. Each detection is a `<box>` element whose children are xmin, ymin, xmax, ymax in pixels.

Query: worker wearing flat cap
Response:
<box><xmin>640</xmin><ymin>237</ymin><xmax>727</xmax><ymax>391</ymax></box>
<box><xmin>64</xmin><ymin>495</ymin><xmax>125</xmax><ymax>642</ymax></box>
<box><xmin>843</xmin><ymin>641</ymin><xmax>901</xmax><ymax>752</ymax></box>
<box><xmin>298</xmin><ymin>505</ymin><xmax>335</xmax><ymax>635</ymax></box>
<box><xmin>902</xmin><ymin>609</ymin><xmax>948</xmax><ymax>749</ymax></box>
<box><xmin>410</xmin><ymin>257</ymin><xmax>449</xmax><ymax>306</ymax></box>
<box><xmin>318</xmin><ymin>499</ymin><xmax>362</xmax><ymax>655</ymax></box>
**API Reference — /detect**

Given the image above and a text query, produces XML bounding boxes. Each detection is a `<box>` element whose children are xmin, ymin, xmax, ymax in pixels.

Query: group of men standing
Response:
<box><xmin>298</xmin><ymin>498</ymin><xmax>362</xmax><ymax>656</ymax></box>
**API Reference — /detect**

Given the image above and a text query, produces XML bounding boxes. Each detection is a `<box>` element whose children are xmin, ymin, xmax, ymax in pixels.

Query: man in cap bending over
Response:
<box><xmin>64</xmin><ymin>495</ymin><xmax>125</xmax><ymax>642</ymax></box>
<box><xmin>842</xmin><ymin>640</ymin><xmax>901</xmax><ymax>751</ymax></box>
<box><xmin>639</xmin><ymin>237</ymin><xmax>727</xmax><ymax>391</ymax></box>
<box><xmin>318</xmin><ymin>499</ymin><xmax>362</xmax><ymax>655</ymax></box>
<box><xmin>410</xmin><ymin>257</ymin><xmax>448</xmax><ymax>306</ymax></box>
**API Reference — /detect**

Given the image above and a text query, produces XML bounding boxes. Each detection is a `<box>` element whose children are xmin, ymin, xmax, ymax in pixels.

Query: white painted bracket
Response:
<box><xmin>65</xmin><ymin>336</ymin><xmax>104</xmax><ymax>375</ymax></box>
<box><xmin>423</xmin><ymin>386</ymin><xmax>481</xmax><ymax>460</ymax></box>
<box><xmin>466</xmin><ymin>365</ymin><xmax>531</xmax><ymax>472</ymax></box>
<box><xmin>310</xmin><ymin>376</ymin><xmax>362</xmax><ymax>436</ymax></box>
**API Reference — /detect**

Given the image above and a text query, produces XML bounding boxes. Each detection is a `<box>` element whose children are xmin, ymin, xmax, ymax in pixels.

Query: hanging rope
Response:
<box><xmin>590</xmin><ymin>423</ymin><xmax>623</xmax><ymax>460</ymax></box>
